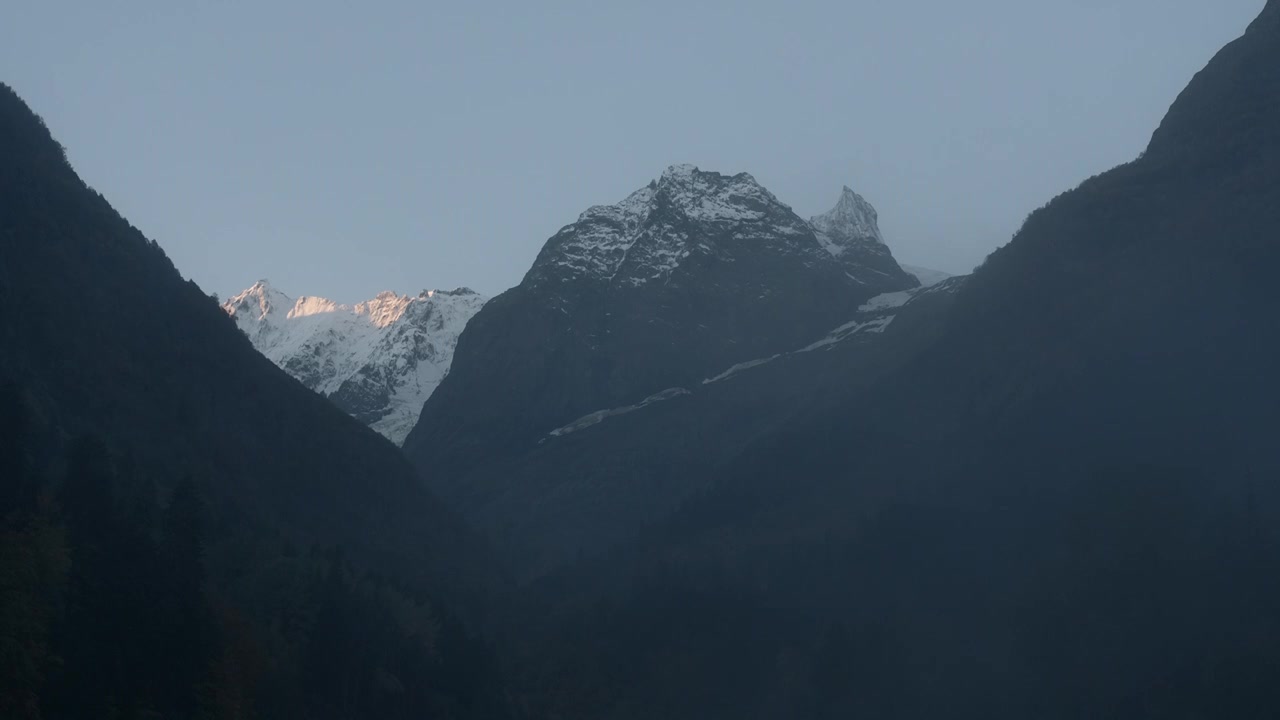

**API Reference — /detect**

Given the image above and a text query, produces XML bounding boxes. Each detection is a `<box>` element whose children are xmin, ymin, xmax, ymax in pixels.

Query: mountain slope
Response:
<box><xmin>406</xmin><ymin>168</ymin><xmax>917</xmax><ymax>475</ymax></box>
<box><xmin>0</xmin><ymin>73</ymin><xmax>504</xmax><ymax>657</ymax></box>
<box><xmin>223</xmin><ymin>282</ymin><xmax>485</xmax><ymax>444</ymax></box>
<box><xmin>402</xmin><ymin>166</ymin><xmax>918</xmax><ymax>567</ymax></box>
<box><xmin>0</xmin><ymin>81</ymin><xmax>513</xmax><ymax>717</ymax></box>
<box><xmin>439</xmin><ymin>277</ymin><xmax>965</xmax><ymax>577</ymax></box>
<box><xmin>515</xmin><ymin>5</ymin><xmax>1280</xmax><ymax>717</ymax></box>
<box><xmin>745</xmin><ymin>0</ymin><xmax>1280</xmax><ymax>615</ymax></box>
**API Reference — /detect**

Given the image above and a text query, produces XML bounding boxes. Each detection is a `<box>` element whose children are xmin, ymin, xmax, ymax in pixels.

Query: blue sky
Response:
<box><xmin>1</xmin><ymin>0</ymin><xmax>1265</xmax><ymax>301</ymax></box>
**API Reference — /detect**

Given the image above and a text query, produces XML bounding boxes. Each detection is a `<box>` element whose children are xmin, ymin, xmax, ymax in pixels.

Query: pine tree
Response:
<box><xmin>160</xmin><ymin>477</ymin><xmax>218</xmax><ymax>717</ymax></box>
<box><xmin>0</xmin><ymin>382</ymin><xmax>38</xmax><ymax>521</ymax></box>
<box><xmin>48</xmin><ymin>435</ymin><xmax>120</xmax><ymax>719</ymax></box>
<box><xmin>0</xmin><ymin>390</ymin><xmax>67</xmax><ymax>719</ymax></box>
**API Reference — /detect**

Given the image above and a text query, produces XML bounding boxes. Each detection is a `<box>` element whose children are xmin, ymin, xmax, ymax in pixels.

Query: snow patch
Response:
<box><xmin>540</xmin><ymin>280</ymin><xmax>969</xmax><ymax>438</ymax></box>
<box><xmin>858</xmin><ymin>290</ymin><xmax>914</xmax><ymax>312</ymax></box>
<box><xmin>548</xmin><ymin>388</ymin><xmax>691</xmax><ymax>437</ymax></box>
<box><xmin>798</xmin><ymin>316</ymin><xmax>895</xmax><ymax>352</ymax></box>
<box><xmin>702</xmin><ymin>355</ymin><xmax>782</xmax><ymax>385</ymax></box>
<box><xmin>700</xmin><ymin>286</ymin><xmax>924</xmax><ymax>383</ymax></box>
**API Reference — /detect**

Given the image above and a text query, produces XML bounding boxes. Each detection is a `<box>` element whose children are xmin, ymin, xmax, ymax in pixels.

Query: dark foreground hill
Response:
<box><xmin>0</xmin><ymin>84</ymin><xmax>509</xmax><ymax>719</ymax></box>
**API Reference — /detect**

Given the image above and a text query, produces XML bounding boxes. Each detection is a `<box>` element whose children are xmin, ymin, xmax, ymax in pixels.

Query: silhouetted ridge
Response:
<box><xmin>1145</xmin><ymin>2</ymin><xmax>1280</xmax><ymax>164</ymax></box>
<box><xmin>0</xmin><ymin>83</ymin><xmax>74</xmax><ymax>179</ymax></box>
<box><xmin>1253</xmin><ymin>0</ymin><xmax>1280</xmax><ymax>30</ymax></box>
<box><xmin>0</xmin><ymin>83</ymin><xmax>508</xmax><ymax>717</ymax></box>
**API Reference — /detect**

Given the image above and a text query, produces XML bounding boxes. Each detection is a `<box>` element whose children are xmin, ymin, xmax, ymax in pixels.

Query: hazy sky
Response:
<box><xmin>2</xmin><ymin>1</ymin><xmax>1265</xmax><ymax>302</ymax></box>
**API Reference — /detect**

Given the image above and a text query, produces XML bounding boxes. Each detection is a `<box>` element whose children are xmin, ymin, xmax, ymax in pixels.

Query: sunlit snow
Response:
<box><xmin>223</xmin><ymin>282</ymin><xmax>486</xmax><ymax>444</ymax></box>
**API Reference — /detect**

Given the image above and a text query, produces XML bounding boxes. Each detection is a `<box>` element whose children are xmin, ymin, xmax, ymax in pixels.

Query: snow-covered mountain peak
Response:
<box><xmin>223</xmin><ymin>283</ymin><xmax>487</xmax><ymax>444</ymax></box>
<box><xmin>809</xmin><ymin>186</ymin><xmax>886</xmax><ymax>255</ymax></box>
<box><xmin>350</xmin><ymin>292</ymin><xmax>415</xmax><ymax>328</ymax></box>
<box><xmin>652</xmin><ymin>164</ymin><xmax>783</xmax><ymax>223</ymax></box>
<box><xmin>428</xmin><ymin>287</ymin><xmax>480</xmax><ymax>298</ymax></box>
<box><xmin>288</xmin><ymin>295</ymin><xmax>344</xmax><ymax>320</ymax></box>
<box><xmin>659</xmin><ymin>163</ymin><xmax>699</xmax><ymax>181</ymax></box>
<box><xmin>225</xmin><ymin>280</ymin><xmax>291</xmax><ymax>324</ymax></box>
<box><xmin>532</xmin><ymin>165</ymin><xmax>811</xmax><ymax>287</ymax></box>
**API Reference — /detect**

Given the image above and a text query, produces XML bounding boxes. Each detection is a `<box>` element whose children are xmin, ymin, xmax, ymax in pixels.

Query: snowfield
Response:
<box><xmin>223</xmin><ymin>281</ymin><xmax>485</xmax><ymax>444</ymax></box>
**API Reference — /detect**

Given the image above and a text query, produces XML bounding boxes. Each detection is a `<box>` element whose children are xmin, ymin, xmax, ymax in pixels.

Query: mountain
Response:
<box><xmin>446</xmin><ymin>273</ymin><xmax>967</xmax><ymax>577</ymax></box>
<box><xmin>0</xmin><ymin>83</ymin><xmax>506</xmax><ymax>718</ymax></box>
<box><xmin>403</xmin><ymin>165</ymin><xmax>919</xmax><ymax>566</ymax></box>
<box><xmin>0</xmin><ymin>89</ymin><xmax>480</xmax><ymax>592</ymax></box>
<box><xmin>404</xmin><ymin>167</ymin><xmax>917</xmax><ymax>471</ymax></box>
<box><xmin>808</xmin><ymin>185</ymin><xmax>912</xmax><ymax>285</ymax></box>
<box><xmin>518</xmin><ymin>5</ymin><xmax>1280</xmax><ymax>717</ymax></box>
<box><xmin>223</xmin><ymin>282</ymin><xmax>485</xmax><ymax>444</ymax></box>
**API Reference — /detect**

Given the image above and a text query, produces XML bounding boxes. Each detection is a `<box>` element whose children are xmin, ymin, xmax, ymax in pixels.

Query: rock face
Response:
<box><xmin>809</xmin><ymin>186</ymin><xmax>911</xmax><ymax>286</ymax></box>
<box><xmin>403</xmin><ymin>163</ymin><xmax>918</xmax><ymax>536</ymax></box>
<box><xmin>223</xmin><ymin>283</ymin><xmax>485</xmax><ymax>444</ymax></box>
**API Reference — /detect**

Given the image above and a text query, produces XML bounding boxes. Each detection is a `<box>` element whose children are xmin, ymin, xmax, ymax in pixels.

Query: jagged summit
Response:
<box><xmin>429</xmin><ymin>287</ymin><xmax>480</xmax><ymax>297</ymax></box>
<box><xmin>534</xmin><ymin>164</ymin><xmax>807</xmax><ymax>288</ymax></box>
<box><xmin>223</xmin><ymin>282</ymin><xmax>486</xmax><ymax>444</ymax></box>
<box><xmin>661</xmin><ymin>162</ymin><xmax>697</xmax><ymax>177</ymax></box>
<box><xmin>224</xmin><ymin>279</ymin><xmax>292</xmax><ymax>326</ymax></box>
<box><xmin>810</xmin><ymin>185</ymin><xmax>886</xmax><ymax>255</ymax></box>
<box><xmin>528</xmin><ymin>164</ymin><xmax>911</xmax><ymax>292</ymax></box>
<box><xmin>650</xmin><ymin>164</ymin><xmax>784</xmax><ymax>221</ymax></box>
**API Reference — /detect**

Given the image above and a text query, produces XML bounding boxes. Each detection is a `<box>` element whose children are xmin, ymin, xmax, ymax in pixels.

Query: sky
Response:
<box><xmin>1</xmin><ymin>0</ymin><xmax>1266</xmax><ymax>302</ymax></box>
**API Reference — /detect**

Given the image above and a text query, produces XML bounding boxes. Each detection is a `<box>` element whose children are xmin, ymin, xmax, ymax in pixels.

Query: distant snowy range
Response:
<box><xmin>222</xmin><ymin>283</ymin><xmax>485</xmax><ymax>444</ymax></box>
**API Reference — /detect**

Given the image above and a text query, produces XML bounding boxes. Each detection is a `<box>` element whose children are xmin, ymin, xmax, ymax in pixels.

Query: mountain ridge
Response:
<box><xmin>223</xmin><ymin>280</ymin><xmax>485</xmax><ymax>443</ymax></box>
<box><xmin>403</xmin><ymin>164</ymin><xmax>921</xmax><ymax>571</ymax></box>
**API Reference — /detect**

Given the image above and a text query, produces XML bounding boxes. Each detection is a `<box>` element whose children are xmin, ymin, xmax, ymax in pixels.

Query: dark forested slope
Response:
<box><xmin>0</xmin><ymin>83</ymin><xmax>509</xmax><ymax>719</ymax></box>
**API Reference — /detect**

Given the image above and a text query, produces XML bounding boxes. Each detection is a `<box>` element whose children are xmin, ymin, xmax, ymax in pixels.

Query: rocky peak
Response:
<box><xmin>429</xmin><ymin>287</ymin><xmax>480</xmax><ymax>298</ymax></box>
<box><xmin>649</xmin><ymin>164</ymin><xmax>787</xmax><ymax>223</ymax></box>
<box><xmin>228</xmin><ymin>278</ymin><xmax>282</xmax><ymax>307</ymax></box>
<box><xmin>223</xmin><ymin>280</ymin><xmax>293</xmax><ymax>334</ymax></box>
<box><xmin>353</xmin><ymin>292</ymin><xmax>415</xmax><ymax>329</ymax></box>
<box><xmin>530</xmin><ymin>164</ymin><xmax>814</xmax><ymax>288</ymax></box>
<box><xmin>805</xmin><ymin>186</ymin><xmax>917</xmax><ymax>290</ymax></box>
<box><xmin>406</xmin><ymin>164</ymin><xmax>919</xmax><ymax>479</ymax></box>
<box><xmin>809</xmin><ymin>186</ymin><xmax>885</xmax><ymax>255</ymax></box>
<box><xmin>290</xmin><ymin>295</ymin><xmax>344</xmax><ymax>320</ymax></box>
